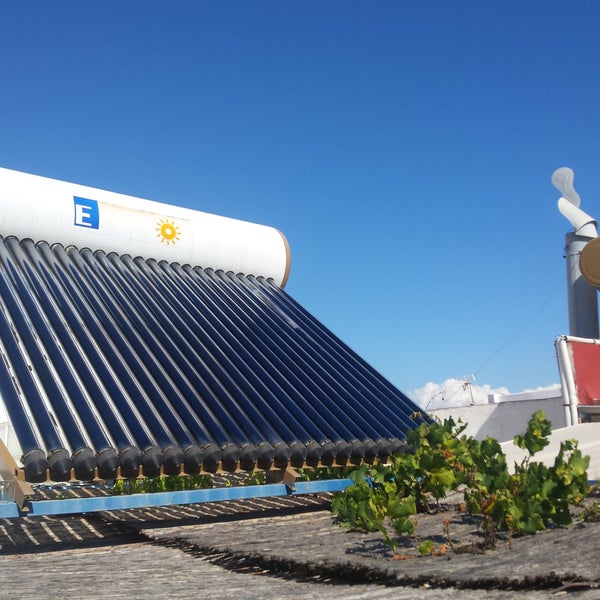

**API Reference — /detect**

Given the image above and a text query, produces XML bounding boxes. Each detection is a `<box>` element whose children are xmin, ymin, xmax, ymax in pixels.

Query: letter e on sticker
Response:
<box><xmin>73</xmin><ymin>197</ymin><xmax>100</xmax><ymax>229</ymax></box>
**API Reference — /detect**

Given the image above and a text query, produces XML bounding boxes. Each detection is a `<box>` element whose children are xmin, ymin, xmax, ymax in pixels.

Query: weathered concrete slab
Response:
<box><xmin>0</xmin><ymin>542</ymin><xmax>581</xmax><ymax>600</ymax></box>
<box><xmin>135</xmin><ymin>502</ymin><xmax>600</xmax><ymax>593</ymax></box>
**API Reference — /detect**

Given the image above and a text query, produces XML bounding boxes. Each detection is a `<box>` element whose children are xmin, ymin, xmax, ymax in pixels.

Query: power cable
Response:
<box><xmin>424</xmin><ymin>284</ymin><xmax>562</xmax><ymax>410</ymax></box>
<box><xmin>474</xmin><ymin>284</ymin><xmax>562</xmax><ymax>379</ymax></box>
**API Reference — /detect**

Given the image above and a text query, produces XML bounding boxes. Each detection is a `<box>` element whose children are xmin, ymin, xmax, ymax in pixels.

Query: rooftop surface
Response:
<box><xmin>1</xmin><ymin>489</ymin><xmax>599</xmax><ymax>599</ymax></box>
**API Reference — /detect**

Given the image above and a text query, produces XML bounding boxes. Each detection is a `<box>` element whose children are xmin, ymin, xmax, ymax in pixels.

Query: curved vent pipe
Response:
<box><xmin>552</xmin><ymin>167</ymin><xmax>599</xmax><ymax>339</ymax></box>
<box><xmin>553</xmin><ymin>167</ymin><xmax>597</xmax><ymax>237</ymax></box>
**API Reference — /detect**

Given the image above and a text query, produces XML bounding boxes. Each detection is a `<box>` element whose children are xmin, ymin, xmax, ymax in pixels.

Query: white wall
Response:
<box><xmin>430</xmin><ymin>390</ymin><xmax>566</xmax><ymax>442</ymax></box>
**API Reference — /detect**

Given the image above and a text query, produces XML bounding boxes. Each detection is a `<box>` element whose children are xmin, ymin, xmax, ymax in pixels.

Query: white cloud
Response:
<box><xmin>408</xmin><ymin>379</ymin><xmax>562</xmax><ymax>411</ymax></box>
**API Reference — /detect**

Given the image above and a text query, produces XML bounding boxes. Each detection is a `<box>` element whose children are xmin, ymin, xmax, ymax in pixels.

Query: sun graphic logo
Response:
<box><xmin>156</xmin><ymin>218</ymin><xmax>181</xmax><ymax>246</ymax></box>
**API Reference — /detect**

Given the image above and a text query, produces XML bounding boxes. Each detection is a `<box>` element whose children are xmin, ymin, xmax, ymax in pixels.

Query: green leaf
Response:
<box><xmin>514</xmin><ymin>410</ymin><xmax>552</xmax><ymax>455</ymax></box>
<box><xmin>567</xmin><ymin>451</ymin><xmax>590</xmax><ymax>478</ymax></box>
<box><xmin>418</xmin><ymin>539</ymin><xmax>434</xmax><ymax>556</ymax></box>
<box><xmin>521</xmin><ymin>513</ymin><xmax>545</xmax><ymax>534</ymax></box>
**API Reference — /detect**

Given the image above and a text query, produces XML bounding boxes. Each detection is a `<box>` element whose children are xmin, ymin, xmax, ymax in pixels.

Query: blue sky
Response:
<box><xmin>2</xmin><ymin>1</ymin><xmax>600</xmax><ymax>405</ymax></box>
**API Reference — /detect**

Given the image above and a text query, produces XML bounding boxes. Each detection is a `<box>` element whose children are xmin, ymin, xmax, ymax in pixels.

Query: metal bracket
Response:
<box><xmin>266</xmin><ymin>467</ymin><xmax>299</xmax><ymax>493</ymax></box>
<box><xmin>0</xmin><ymin>438</ymin><xmax>32</xmax><ymax>509</ymax></box>
<box><xmin>282</xmin><ymin>467</ymin><xmax>299</xmax><ymax>494</ymax></box>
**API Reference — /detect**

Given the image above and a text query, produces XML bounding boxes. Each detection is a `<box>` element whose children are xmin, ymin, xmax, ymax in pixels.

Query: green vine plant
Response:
<box><xmin>111</xmin><ymin>473</ymin><xmax>213</xmax><ymax>495</ymax></box>
<box><xmin>331</xmin><ymin>411</ymin><xmax>590</xmax><ymax>552</ymax></box>
<box><xmin>296</xmin><ymin>466</ymin><xmax>356</xmax><ymax>481</ymax></box>
<box><xmin>239</xmin><ymin>466</ymin><xmax>355</xmax><ymax>486</ymax></box>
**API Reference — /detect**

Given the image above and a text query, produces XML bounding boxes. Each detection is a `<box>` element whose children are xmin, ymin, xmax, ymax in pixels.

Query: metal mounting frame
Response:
<box><xmin>0</xmin><ymin>477</ymin><xmax>353</xmax><ymax>519</ymax></box>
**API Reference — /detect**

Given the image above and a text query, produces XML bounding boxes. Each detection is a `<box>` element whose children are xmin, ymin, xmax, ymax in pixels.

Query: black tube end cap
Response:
<box><xmin>256</xmin><ymin>442</ymin><xmax>275</xmax><ymax>470</ymax></box>
<box><xmin>96</xmin><ymin>447</ymin><xmax>120</xmax><ymax>480</ymax></box>
<box><xmin>273</xmin><ymin>442</ymin><xmax>291</xmax><ymax>469</ymax></box>
<box><xmin>289</xmin><ymin>440</ymin><xmax>307</xmax><ymax>468</ymax></box>
<box><xmin>363</xmin><ymin>438</ymin><xmax>379</xmax><ymax>463</ymax></box>
<box><xmin>239</xmin><ymin>443</ymin><xmax>258</xmax><ymax>471</ymax></box>
<box><xmin>220</xmin><ymin>443</ymin><xmax>240</xmax><ymax>472</ymax></box>
<box><xmin>22</xmin><ymin>448</ymin><xmax>48</xmax><ymax>483</ymax></box>
<box><xmin>334</xmin><ymin>440</ymin><xmax>351</xmax><ymax>465</ymax></box>
<box><xmin>320</xmin><ymin>440</ymin><xmax>336</xmax><ymax>466</ymax></box>
<box><xmin>201</xmin><ymin>443</ymin><xmax>221</xmax><ymax>473</ymax></box>
<box><xmin>375</xmin><ymin>438</ymin><xmax>393</xmax><ymax>461</ymax></box>
<box><xmin>48</xmin><ymin>448</ymin><xmax>73</xmax><ymax>481</ymax></box>
<box><xmin>142</xmin><ymin>446</ymin><xmax>164</xmax><ymax>478</ymax></box>
<box><xmin>182</xmin><ymin>444</ymin><xmax>204</xmax><ymax>474</ymax></box>
<box><xmin>73</xmin><ymin>447</ymin><xmax>97</xmax><ymax>481</ymax></box>
<box><xmin>162</xmin><ymin>445</ymin><xmax>183</xmax><ymax>476</ymax></box>
<box><xmin>305</xmin><ymin>440</ymin><xmax>322</xmax><ymax>467</ymax></box>
<box><xmin>349</xmin><ymin>439</ymin><xmax>366</xmax><ymax>465</ymax></box>
<box><xmin>390</xmin><ymin>438</ymin><xmax>410</xmax><ymax>455</ymax></box>
<box><xmin>119</xmin><ymin>446</ymin><xmax>142</xmax><ymax>478</ymax></box>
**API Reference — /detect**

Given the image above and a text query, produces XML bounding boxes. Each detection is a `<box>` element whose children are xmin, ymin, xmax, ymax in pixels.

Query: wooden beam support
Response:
<box><xmin>0</xmin><ymin>438</ymin><xmax>32</xmax><ymax>509</ymax></box>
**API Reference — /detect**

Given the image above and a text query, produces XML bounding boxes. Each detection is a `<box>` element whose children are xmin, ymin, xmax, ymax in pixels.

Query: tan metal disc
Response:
<box><xmin>580</xmin><ymin>237</ymin><xmax>600</xmax><ymax>288</ymax></box>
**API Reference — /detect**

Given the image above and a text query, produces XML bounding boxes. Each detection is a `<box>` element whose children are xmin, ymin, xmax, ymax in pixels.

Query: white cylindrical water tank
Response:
<box><xmin>0</xmin><ymin>168</ymin><xmax>291</xmax><ymax>287</ymax></box>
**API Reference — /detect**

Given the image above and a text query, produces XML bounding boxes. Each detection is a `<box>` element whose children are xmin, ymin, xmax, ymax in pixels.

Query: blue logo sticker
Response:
<box><xmin>73</xmin><ymin>197</ymin><xmax>99</xmax><ymax>229</ymax></box>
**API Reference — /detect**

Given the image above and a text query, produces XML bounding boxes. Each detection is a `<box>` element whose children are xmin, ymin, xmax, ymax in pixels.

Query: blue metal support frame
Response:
<box><xmin>0</xmin><ymin>478</ymin><xmax>353</xmax><ymax>519</ymax></box>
